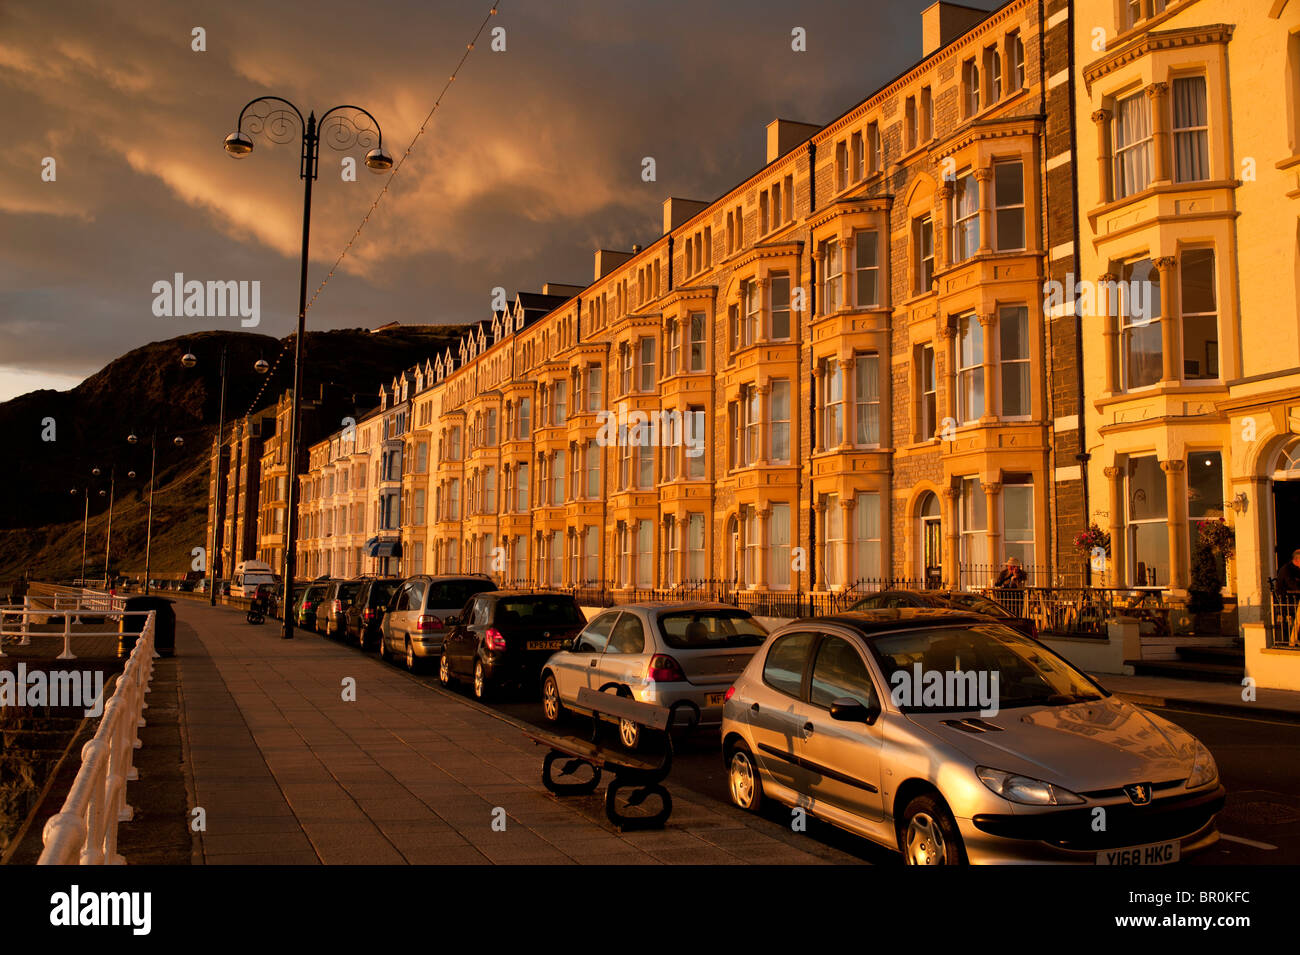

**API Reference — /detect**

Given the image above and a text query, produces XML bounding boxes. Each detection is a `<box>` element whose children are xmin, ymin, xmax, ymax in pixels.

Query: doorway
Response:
<box><xmin>919</xmin><ymin>492</ymin><xmax>942</xmax><ymax>589</ymax></box>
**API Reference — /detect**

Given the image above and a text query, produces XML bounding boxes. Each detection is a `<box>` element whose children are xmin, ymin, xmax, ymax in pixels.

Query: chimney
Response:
<box><xmin>921</xmin><ymin>2</ymin><xmax>988</xmax><ymax>57</ymax></box>
<box><xmin>765</xmin><ymin>119</ymin><xmax>820</xmax><ymax>163</ymax></box>
<box><xmin>542</xmin><ymin>283</ymin><xmax>585</xmax><ymax>298</ymax></box>
<box><xmin>661</xmin><ymin>198</ymin><xmax>710</xmax><ymax>236</ymax></box>
<box><xmin>594</xmin><ymin>249</ymin><xmax>635</xmax><ymax>281</ymax></box>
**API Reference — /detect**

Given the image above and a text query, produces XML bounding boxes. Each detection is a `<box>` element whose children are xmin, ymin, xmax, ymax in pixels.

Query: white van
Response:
<box><xmin>231</xmin><ymin>561</ymin><xmax>278</xmax><ymax>598</ymax></box>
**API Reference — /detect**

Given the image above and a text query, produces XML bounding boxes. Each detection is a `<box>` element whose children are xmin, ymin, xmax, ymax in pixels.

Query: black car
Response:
<box><xmin>439</xmin><ymin>591</ymin><xmax>588</xmax><ymax>700</ymax></box>
<box><xmin>849</xmin><ymin>589</ymin><xmax>1036</xmax><ymax>638</ymax></box>
<box><xmin>344</xmin><ymin>577</ymin><xmax>402</xmax><ymax>649</ymax></box>
<box><xmin>316</xmin><ymin>579</ymin><xmax>364</xmax><ymax>637</ymax></box>
<box><xmin>295</xmin><ymin>580</ymin><xmax>334</xmax><ymax>631</ymax></box>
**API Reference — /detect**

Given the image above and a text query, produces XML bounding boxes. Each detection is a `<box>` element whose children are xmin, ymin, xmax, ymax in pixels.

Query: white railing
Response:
<box><xmin>36</xmin><ymin>610</ymin><xmax>157</xmax><ymax>865</ymax></box>
<box><xmin>0</xmin><ymin>602</ymin><xmax>128</xmax><ymax>660</ymax></box>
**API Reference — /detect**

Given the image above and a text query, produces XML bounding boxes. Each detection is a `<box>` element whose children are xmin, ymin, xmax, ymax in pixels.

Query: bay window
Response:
<box><xmin>957</xmin><ymin>314</ymin><xmax>984</xmax><ymax>423</ymax></box>
<box><xmin>770</xmin><ymin>381</ymin><xmax>791</xmax><ymax>463</ymax></box>
<box><xmin>1114</xmin><ymin>90</ymin><xmax>1152</xmax><ymax>199</ymax></box>
<box><xmin>854</xmin><ymin>230</ymin><xmax>879</xmax><ymax>307</ymax></box>
<box><xmin>1000</xmin><ymin>305</ymin><xmax>1030</xmax><ymax>417</ymax></box>
<box><xmin>951</xmin><ymin>170</ymin><xmax>979</xmax><ymax>262</ymax></box>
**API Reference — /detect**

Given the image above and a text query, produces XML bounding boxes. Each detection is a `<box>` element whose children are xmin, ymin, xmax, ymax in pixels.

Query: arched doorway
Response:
<box><xmin>725</xmin><ymin>515</ymin><xmax>739</xmax><ymax>588</ymax></box>
<box><xmin>918</xmin><ymin>492</ymin><xmax>942</xmax><ymax>589</ymax></box>
<box><xmin>1271</xmin><ymin>437</ymin><xmax>1300</xmax><ymax>577</ymax></box>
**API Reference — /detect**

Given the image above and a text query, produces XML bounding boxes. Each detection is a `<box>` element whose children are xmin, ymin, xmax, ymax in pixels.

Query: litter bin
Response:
<box><xmin>119</xmin><ymin>595</ymin><xmax>177</xmax><ymax>657</ymax></box>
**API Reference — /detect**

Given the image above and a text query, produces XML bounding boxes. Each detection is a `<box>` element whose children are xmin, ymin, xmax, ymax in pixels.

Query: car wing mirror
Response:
<box><xmin>830</xmin><ymin>698</ymin><xmax>881</xmax><ymax>724</ymax></box>
<box><xmin>445</xmin><ymin>614</ymin><xmax>460</xmax><ymax>627</ymax></box>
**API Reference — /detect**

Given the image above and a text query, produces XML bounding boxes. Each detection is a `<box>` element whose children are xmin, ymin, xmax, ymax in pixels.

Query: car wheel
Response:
<box><xmin>439</xmin><ymin>651</ymin><xmax>454</xmax><ymax>686</ymax></box>
<box><xmin>541</xmin><ymin>673</ymin><xmax>565</xmax><ymax>723</ymax></box>
<box><xmin>727</xmin><ymin>742</ymin><xmax>764</xmax><ymax>812</ymax></box>
<box><xmin>618</xmin><ymin>718</ymin><xmax>640</xmax><ymax>751</ymax></box>
<box><xmin>405</xmin><ymin>638</ymin><xmax>419</xmax><ymax>673</ymax></box>
<box><xmin>473</xmin><ymin>660</ymin><xmax>491</xmax><ymax>701</ymax></box>
<box><xmin>901</xmin><ymin>794</ymin><xmax>965</xmax><ymax>866</ymax></box>
<box><xmin>378</xmin><ymin>633</ymin><xmax>388</xmax><ymax>662</ymax></box>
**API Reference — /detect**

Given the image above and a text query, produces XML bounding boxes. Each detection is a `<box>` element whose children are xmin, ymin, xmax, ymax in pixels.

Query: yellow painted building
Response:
<box><xmin>1075</xmin><ymin>0</ymin><xmax>1300</xmax><ymax>686</ymax></box>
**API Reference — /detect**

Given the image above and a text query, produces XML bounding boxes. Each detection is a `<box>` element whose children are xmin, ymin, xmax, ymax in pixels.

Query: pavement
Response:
<box><xmin>1097</xmin><ymin>673</ymin><xmax>1300</xmax><ymax>723</ymax></box>
<box><xmin>164</xmin><ymin>601</ymin><xmax>863</xmax><ymax>865</ymax></box>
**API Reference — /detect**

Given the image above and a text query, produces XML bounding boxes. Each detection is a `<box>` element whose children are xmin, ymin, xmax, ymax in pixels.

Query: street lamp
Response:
<box><xmin>182</xmin><ymin>348</ymin><xmax>269</xmax><ymax>605</ymax></box>
<box><xmin>70</xmin><ymin>486</ymin><xmax>89</xmax><ymax>585</ymax></box>
<box><xmin>128</xmin><ymin>431</ymin><xmax>185</xmax><ymax>595</ymax></box>
<box><xmin>224</xmin><ymin>95</ymin><xmax>391</xmax><ymax>639</ymax></box>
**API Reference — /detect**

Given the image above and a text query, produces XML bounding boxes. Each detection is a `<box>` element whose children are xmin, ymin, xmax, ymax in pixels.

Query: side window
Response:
<box><xmin>473</xmin><ymin>598</ymin><xmax>492</xmax><ymax>626</ymax></box>
<box><xmin>577</xmin><ymin>611</ymin><xmax>620</xmax><ymax>653</ymax></box>
<box><xmin>809</xmin><ymin>635</ymin><xmax>878</xmax><ymax>710</ymax></box>
<box><xmin>392</xmin><ymin>585</ymin><xmax>410</xmax><ymax>612</ymax></box>
<box><xmin>855</xmin><ymin>594</ymin><xmax>883</xmax><ymax>610</ymax></box>
<box><xmin>410</xmin><ymin>581</ymin><xmax>427</xmax><ymax>609</ymax></box>
<box><xmin>606</xmin><ymin>614</ymin><xmax>646</xmax><ymax>654</ymax></box>
<box><xmin>762</xmin><ymin>631</ymin><xmax>816</xmax><ymax>698</ymax></box>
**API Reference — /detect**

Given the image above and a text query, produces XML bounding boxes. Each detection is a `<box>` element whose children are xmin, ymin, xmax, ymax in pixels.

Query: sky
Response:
<box><xmin>0</xmin><ymin>0</ymin><xmax>996</xmax><ymax>403</ymax></box>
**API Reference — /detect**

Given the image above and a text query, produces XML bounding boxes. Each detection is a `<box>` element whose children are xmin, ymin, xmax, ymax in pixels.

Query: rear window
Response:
<box><xmin>944</xmin><ymin>593</ymin><xmax>1012</xmax><ymax>617</ymax></box>
<box><xmin>425</xmin><ymin>579</ymin><xmax>496</xmax><ymax>609</ymax></box>
<box><xmin>493</xmin><ymin>596</ymin><xmax>584</xmax><ymax>626</ymax></box>
<box><xmin>337</xmin><ymin>582</ymin><xmax>363</xmax><ymax>601</ymax></box>
<box><xmin>657</xmin><ymin>610</ymin><xmax>767</xmax><ymax>650</ymax></box>
<box><xmin>368</xmin><ymin>581</ymin><xmax>399</xmax><ymax>606</ymax></box>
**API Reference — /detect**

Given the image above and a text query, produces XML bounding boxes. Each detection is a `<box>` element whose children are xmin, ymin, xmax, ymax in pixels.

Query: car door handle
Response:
<box><xmin>589</xmin><ymin>659</ymin><xmax>598</xmax><ymax>667</ymax></box>
<box><xmin>750</xmin><ymin>703</ymin><xmax>760</xmax><ymax>713</ymax></box>
<box><xmin>803</xmin><ymin>722</ymin><xmax>815</xmax><ymax>735</ymax></box>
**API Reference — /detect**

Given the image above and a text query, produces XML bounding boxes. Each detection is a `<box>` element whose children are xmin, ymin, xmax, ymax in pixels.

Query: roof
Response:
<box><xmin>789</xmin><ymin>608</ymin><xmax>992</xmax><ymax>634</ymax></box>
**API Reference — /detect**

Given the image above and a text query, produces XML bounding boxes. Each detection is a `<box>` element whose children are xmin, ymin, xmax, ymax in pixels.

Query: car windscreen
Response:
<box><xmin>426</xmin><ymin>580</ymin><xmax>495</xmax><ymax>609</ymax></box>
<box><xmin>868</xmin><ymin>625</ymin><xmax>1105</xmax><ymax>713</ymax></box>
<box><xmin>493</xmin><ymin>596</ymin><xmax>585</xmax><ymax>627</ymax></box>
<box><xmin>657</xmin><ymin>610</ymin><xmax>767</xmax><ymax>650</ymax></box>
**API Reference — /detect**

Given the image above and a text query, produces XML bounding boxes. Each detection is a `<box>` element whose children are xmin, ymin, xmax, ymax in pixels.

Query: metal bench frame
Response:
<box><xmin>524</xmin><ymin>685</ymin><xmax>674</xmax><ymax>831</ymax></box>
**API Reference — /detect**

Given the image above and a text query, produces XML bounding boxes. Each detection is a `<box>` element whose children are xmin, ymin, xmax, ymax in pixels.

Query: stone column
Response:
<box><xmin>984</xmin><ymin>481</ymin><xmax>1003</xmax><ymax>574</ymax></box>
<box><xmin>1161</xmin><ymin>459</ymin><xmax>1189</xmax><ymax>591</ymax></box>
<box><xmin>939</xmin><ymin>322</ymin><xmax>957</xmax><ymax>432</ymax></box>
<box><xmin>810</xmin><ymin>363</ymin><xmax>824</xmax><ymax>452</ymax></box>
<box><xmin>1092</xmin><ymin>109</ymin><xmax>1113</xmax><ymax>205</ymax></box>
<box><xmin>842</xmin><ymin>232</ymin><xmax>857</xmax><ymax>308</ymax></box>
<box><xmin>1100</xmin><ymin>273</ymin><xmax>1121</xmax><ymax>393</ymax></box>
<box><xmin>813</xmin><ymin>500</ymin><xmax>828</xmax><ymax>590</ymax></box>
<box><xmin>1104</xmin><ymin>465</ymin><xmax>1126</xmax><ymax>586</ymax></box>
<box><xmin>756</xmin><ymin>504</ymin><xmax>771</xmax><ymax>589</ymax></box>
<box><xmin>1156</xmin><ymin>256</ymin><xmax>1180</xmax><ymax>385</ymax></box>
<box><xmin>935</xmin><ymin>183</ymin><xmax>953</xmax><ymax>274</ymax></box>
<box><xmin>941</xmin><ymin>486</ymin><xmax>961</xmax><ymax>589</ymax></box>
<box><xmin>841</xmin><ymin>496</ymin><xmax>857</xmax><ymax>585</ymax></box>
<box><xmin>975</xmin><ymin>167</ymin><xmax>994</xmax><ymax>254</ymax></box>
<box><xmin>755</xmin><ymin>382</ymin><xmax>771</xmax><ymax>463</ymax></box>
<box><xmin>811</xmin><ymin>246</ymin><xmax>825</xmax><ymax>318</ymax></box>
<box><xmin>1146</xmin><ymin>82</ymin><xmax>1170</xmax><ymax>184</ymax></box>
<box><xmin>979</xmin><ymin>312</ymin><xmax>997</xmax><ymax>422</ymax></box>
<box><xmin>675</xmin><ymin>514</ymin><xmax>687</xmax><ymax>585</ymax></box>
<box><xmin>841</xmin><ymin>353</ymin><xmax>857</xmax><ymax>449</ymax></box>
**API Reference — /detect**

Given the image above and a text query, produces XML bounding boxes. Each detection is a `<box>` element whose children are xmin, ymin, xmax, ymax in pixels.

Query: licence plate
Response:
<box><xmin>526</xmin><ymin>640</ymin><xmax>565</xmax><ymax>651</ymax></box>
<box><xmin>1096</xmin><ymin>840</ymin><xmax>1180</xmax><ymax>865</ymax></box>
<box><xmin>706</xmin><ymin>693</ymin><xmax>727</xmax><ymax>706</ymax></box>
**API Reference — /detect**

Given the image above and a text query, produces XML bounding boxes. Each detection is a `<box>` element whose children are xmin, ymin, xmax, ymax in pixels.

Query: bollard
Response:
<box><xmin>58</xmin><ymin>610</ymin><xmax>76</xmax><ymax>660</ymax></box>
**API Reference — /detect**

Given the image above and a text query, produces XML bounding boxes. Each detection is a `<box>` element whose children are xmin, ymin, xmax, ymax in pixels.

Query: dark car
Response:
<box><xmin>849</xmin><ymin>589</ymin><xmax>1036</xmax><ymax>638</ymax></box>
<box><xmin>316</xmin><ymin>579</ymin><xmax>364</xmax><ymax>637</ymax></box>
<box><xmin>439</xmin><ymin>591</ymin><xmax>588</xmax><ymax>700</ymax></box>
<box><xmin>295</xmin><ymin>580</ymin><xmax>334</xmax><ymax>631</ymax></box>
<box><xmin>344</xmin><ymin>577</ymin><xmax>402</xmax><ymax>649</ymax></box>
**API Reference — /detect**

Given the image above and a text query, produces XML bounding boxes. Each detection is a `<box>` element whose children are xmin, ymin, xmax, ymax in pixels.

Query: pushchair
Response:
<box><xmin>247</xmin><ymin>586</ymin><xmax>271</xmax><ymax>625</ymax></box>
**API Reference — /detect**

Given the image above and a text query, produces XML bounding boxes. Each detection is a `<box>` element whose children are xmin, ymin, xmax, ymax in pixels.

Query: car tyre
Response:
<box><xmin>378</xmin><ymin>633</ymin><xmax>388</xmax><ymax>662</ymax></box>
<box><xmin>726</xmin><ymin>741</ymin><xmax>764</xmax><ymax>812</ymax></box>
<box><xmin>439</xmin><ymin>651</ymin><xmax>455</xmax><ymax>687</ymax></box>
<box><xmin>900</xmin><ymin>794</ymin><xmax>966</xmax><ymax>866</ymax></box>
<box><xmin>473</xmin><ymin>660</ymin><xmax>491</xmax><ymax>701</ymax></box>
<box><xmin>405</xmin><ymin>638</ymin><xmax>421</xmax><ymax>673</ymax></box>
<box><xmin>541</xmin><ymin>672</ymin><xmax>566</xmax><ymax>723</ymax></box>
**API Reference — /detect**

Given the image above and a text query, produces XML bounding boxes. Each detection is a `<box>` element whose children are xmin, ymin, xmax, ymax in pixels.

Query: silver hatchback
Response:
<box><xmin>541</xmin><ymin>603</ymin><xmax>767</xmax><ymax>746</ymax></box>
<box><xmin>721</xmin><ymin>609</ymin><xmax>1225</xmax><ymax>865</ymax></box>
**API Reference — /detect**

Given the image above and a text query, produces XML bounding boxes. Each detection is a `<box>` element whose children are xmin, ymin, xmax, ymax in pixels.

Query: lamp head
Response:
<box><xmin>127</xmin><ymin>434</ymin><xmax>139</xmax><ymax>445</ymax></box>
<box><xmin>173</xmin><ymin>436</ymin><xmax>185</xmax><ymax>447</ymax></box>
<box><xmin>364</xmin><ymin>147</ymin><xmax>394</xmax><ymax>172</ymax></box>
<box><xmin>181</xmin><ymin>352</ymin><xmax>198</xmax><ymax>369</ymax></box>
<box><xmin>224</xmin><ymin>131</ymin><xmax>254</xmax><ymax>157</ymax></box>
<box><xmin>255</xmin><ymin>359</ymin><xmax>270</xmax><ymax>374</ymax></box>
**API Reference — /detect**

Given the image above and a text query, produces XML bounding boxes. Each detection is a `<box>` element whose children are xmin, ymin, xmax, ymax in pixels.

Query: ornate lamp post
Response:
<box><xmin>182</xmin><ymin>349</ymin><xmax>270</xmax><ymax>604</ymax></box>
<box><xmin>223</xmin><ymin>96</ymin><xmax>392</xmax><ymax>639</ymax></box>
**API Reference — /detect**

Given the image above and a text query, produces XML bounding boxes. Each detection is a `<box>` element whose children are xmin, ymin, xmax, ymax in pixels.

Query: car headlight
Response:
<box><xmin>976</xmin><ymin>766</ymin><xmax>1085</xmax><ymax>806</ymax></box>
<box><xmin>1186</xmin><ymin>740</ymin><xmax>1218</xmax><ymax>790</ymax></box>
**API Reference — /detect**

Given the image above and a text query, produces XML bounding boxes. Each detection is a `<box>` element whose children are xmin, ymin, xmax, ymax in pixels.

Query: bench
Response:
<box><xmin>523</xmin><ymin>686</ymin><xmax>675</xmax><ymax>831</ymax></box>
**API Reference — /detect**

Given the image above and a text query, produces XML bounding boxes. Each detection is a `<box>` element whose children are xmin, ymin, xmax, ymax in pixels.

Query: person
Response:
<box><xmin>1277</xmin><ymin>550</ymin><xmax>1300</xmax><ymax>645</ymax></box>
<box><xmin>992</xmin><ymin>556</ymin><xmax>1027</xmax><ymax>617</ymax></box>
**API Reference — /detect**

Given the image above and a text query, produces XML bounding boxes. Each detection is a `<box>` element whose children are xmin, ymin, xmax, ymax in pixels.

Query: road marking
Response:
<box><xmin>1219</xmin><ymin>833</ymin><xmax>1278</xmax><ymax>850</ymax></box>
<box><xmin>1147</xmin><ymin>705</ymin><xmax>1300</xmax><ymax>728</ymax></box>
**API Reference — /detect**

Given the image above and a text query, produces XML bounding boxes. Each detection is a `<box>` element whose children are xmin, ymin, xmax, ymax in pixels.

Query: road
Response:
<box><xmin>321</xmin><ymin>624</ymin><xmax>1300</xmax><ymax>865</ymax></box>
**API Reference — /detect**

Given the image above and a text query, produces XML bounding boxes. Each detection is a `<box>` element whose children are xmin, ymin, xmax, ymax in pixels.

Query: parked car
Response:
<box><xmin>315</xmin><ymin>579</ymin><xmax>364</xmax><ymax>637</ymax></box>
<box><xmin>849</xmin><ymin>589</ymin><xmax>1036</xmax><ymax>638</ymax></box>
<box><xmin>540</xmin><ymin>603</ymin><xmax>768</xmax><ymax>746</ymax></box>
<box><xmin>344</xmin><ymin>577</ymin><xmax>402</xmax><ymax>649</ymax></box>
<box><xmin>294</xmin><ymin>580</ymin><xmax>334</xmax><ymax>631</ymax></box>
<box><xmin>439</xmin><ymin>591</ymin><xmax>588</xmax><ymax>700</ymax></box>
<box><xmin>379</xmin><ymin>574</ymin><xmax>498</xmax><ymax>671</ymax></box>
<box><xmin>231</xmin><ymin>560</ymin><xmax>278</xmax><ymax>598</ymax></box>
<box><xmin>721</xmin><ymin>608</ymin><xmax>1225</xmax><ymax>865</ymax></box>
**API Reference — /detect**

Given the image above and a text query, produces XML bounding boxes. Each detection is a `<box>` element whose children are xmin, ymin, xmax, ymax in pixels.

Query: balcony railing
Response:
<box><xmin>1268</xmin><ymin>580</ymin><xmax>1300</xmax><ymax>649</ymax></box>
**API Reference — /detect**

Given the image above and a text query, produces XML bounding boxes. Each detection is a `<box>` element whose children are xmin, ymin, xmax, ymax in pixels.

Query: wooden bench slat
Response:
<box><xmin>522</xmin><ymin>729</ymin><xmax>663</xmax><ymax>772</ymax></box>
<box><xmin>576</xmin><ymin>687</ymin><xmax>672</xmax><ymax>731</ymax></box>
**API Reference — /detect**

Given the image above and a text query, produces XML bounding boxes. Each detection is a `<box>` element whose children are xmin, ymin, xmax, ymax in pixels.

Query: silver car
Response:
<box><xmin>379</xmin><ymin>574</ymin><xmax>497</xmax><ymax>672</ymax></box>
<box><xmin>721</xmin><ymin>609</ymin><xmax>1225</xmax><ymax>865</ymax></box>
<box><xmin>541</xmin><ymin>603</ymin><xmax>767</xmax><ymax>746</ymax></box>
